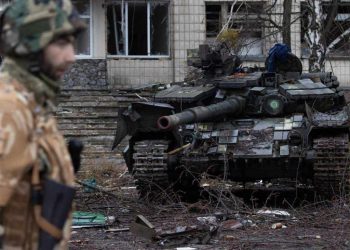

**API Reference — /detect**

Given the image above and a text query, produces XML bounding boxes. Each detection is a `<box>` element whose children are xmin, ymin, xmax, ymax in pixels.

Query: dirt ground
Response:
<box><xmin>69</xmin><ymin>165</ymin><xmax>350</xmax><ymax>250</ymax></box>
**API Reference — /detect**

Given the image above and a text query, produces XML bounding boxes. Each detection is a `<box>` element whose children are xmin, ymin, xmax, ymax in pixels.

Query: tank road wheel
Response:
<box><xmin>132</xmin><ymin>140</ymin><xmax>170</xmax><ymax>197</ymax></box>
<box><xmin>313</xmin><ymin>134</ymin><xmax>350</xmax><ymax>198</ymax></box>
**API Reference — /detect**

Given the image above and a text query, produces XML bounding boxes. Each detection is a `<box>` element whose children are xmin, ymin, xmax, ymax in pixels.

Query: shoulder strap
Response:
<box><xmin>31</xmin><ymin>161</ymin><xmax>63</xmax><ymax>240</ymax></box>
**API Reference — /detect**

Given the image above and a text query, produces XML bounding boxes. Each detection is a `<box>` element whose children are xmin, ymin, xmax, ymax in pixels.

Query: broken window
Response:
<box><xmin>72</xmin><ymin>0</ymin><xmax>91</xmax><ymax>56</ymax></box>
<box><xmin>0</xmin><ymin>0</ymin><xmax>10</xmax><ymax>11</ymax></box>
<box><xmin>206</xmin><ymin>4</ymin><xmax>222</xmax><ymax>38</ymax></box>
<box><xmin>107</xmin><ymin>1</ymin><xmax>169</xmax><ymax>57</ymax></box>
<box><xmin>205</xmin><ymin>2</ymin><xmax>264</xmax><ymax>57</ymax></box>
<box><xmin>228</xmin><ymin>2</ymin><xmax>264</xmax><ymax>56</ymax></box>
<box><xmin>301</xmin><ymin>2</ymin><xmax>350</xmax><ymax>57</ymax></box>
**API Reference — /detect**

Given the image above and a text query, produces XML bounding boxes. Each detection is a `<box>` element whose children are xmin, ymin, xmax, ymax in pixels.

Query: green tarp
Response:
<box><xmin>72</xmin><ymin>211</ymin><xmax>106</xmax><ymax>228</ymax></box>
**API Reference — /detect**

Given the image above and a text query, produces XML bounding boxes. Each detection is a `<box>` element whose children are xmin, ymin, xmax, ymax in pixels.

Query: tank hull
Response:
<box><xmin>123</xmin><ymin>113</ymin><xmax>350</xmax><ymax>198</ymax></box>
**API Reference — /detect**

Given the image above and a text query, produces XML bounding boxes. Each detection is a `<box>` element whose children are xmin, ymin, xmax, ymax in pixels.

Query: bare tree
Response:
<box><xmin>302</xmin><ymin>0</ymin><xmax>340</xmax><ymax>72</ymax></box>
<box><xmin>214</xmin><ymin>0</ymin><xmax>348</xmax><ymax>73</ymax></box>
<box><xmin>304</xmin><ymin>0</ymin><xmax>324</xmax><ymax>72</ymax></box>
<box><xmin>282</xmin><ymin>0</ymin><xmax>292</xmax><ymax>48</ymax></box>
<box><xmin>256</xmin><ymin>0</ymin><xmax>294</xmax><ymax>48</ymax></box>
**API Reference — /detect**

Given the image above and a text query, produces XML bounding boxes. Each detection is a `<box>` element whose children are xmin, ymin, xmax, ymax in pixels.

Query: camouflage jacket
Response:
<box><xmin>0</xmin><ymin>58</ymin><xmax>74</xmax><ymax>249</ymax></box>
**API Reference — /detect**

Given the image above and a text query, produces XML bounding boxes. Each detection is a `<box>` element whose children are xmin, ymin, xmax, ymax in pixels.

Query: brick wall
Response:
<box><xmin>63</xmin><ymin>59</ymin><xmax>107</xmax><ymax>88</ymax></box>
<box><xmin>107</xmin><ymin>59</ymin><xmax>173</xmax><ymax>89</ymax></box>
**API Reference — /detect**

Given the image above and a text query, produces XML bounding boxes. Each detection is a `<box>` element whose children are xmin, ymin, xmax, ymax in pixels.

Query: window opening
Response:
<box><xmin>205</xmin><ymin>2</ymin><xmax>263</xmax><ymax>57</ymax></box>
<box><xmin>206</xmin><ymin>4</ymin><xmax>222</xmax><ymax>38</ymax></box>
<box><xmin>107</xmin><ymin>1</ymin><xmax>169</xmax><ymax>57</ymax></box>
<box><xmin>227</xmin><ymin>2</ymin><xmax>263</xmax><ymax>56</ymax></box>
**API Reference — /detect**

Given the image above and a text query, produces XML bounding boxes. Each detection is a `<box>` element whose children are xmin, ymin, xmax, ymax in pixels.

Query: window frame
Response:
<box><xmin>204</xmin><ymin>1</ymin><xmax>265</xmax><ymax>59</ymax></box>
<box><xmin>205</xmin><ymin>3</ymin><xmax>222</xmax><ymax>38</ymax></box>
<box><xmin>74</xmin><ymin>0</ymin><xmax>93</xmax><ymax>59</ymax></box>
<box><xmin>106</xmin><ymin>0</ymin><xmax>170</xmax><ymax>59</ymax></box>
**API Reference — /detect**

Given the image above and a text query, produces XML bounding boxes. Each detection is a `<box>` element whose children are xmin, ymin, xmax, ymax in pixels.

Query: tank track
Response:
<box><xmin>313</xmin><ymin>134</ymin><xmax>350</xmax><ymax>197</ymax></box>
<box><xmin>132</xmin><ymin>140</ymin><xmax>169</xmax><ymax>195</ymax></box>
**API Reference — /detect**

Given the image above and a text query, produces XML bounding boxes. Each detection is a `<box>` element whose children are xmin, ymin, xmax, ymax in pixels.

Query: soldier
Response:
<box><xmin>0</xmin><ymin>0</ymin><xmax>85</xmax><ymax>249</ymax></box>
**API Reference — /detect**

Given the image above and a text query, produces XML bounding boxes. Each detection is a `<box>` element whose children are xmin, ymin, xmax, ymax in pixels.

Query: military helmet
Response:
<box><xmin>0</xmin><ymin>0</ymin><xmax>86</xmax><ymax>56</ymax></box>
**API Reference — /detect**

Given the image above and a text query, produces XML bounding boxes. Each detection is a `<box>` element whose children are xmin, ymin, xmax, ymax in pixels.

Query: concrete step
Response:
<box><xmin>56</xmin><ymin>87</ymin><xmax>141</xmax><ymax>170</ymax></box>
<box><xmin>57</xmin><ymin>106</ymin><xmax>118</xmax><ymax>113</ymax></box>
<box><xmin>56</xmin><ymin>112</ymin><xmax>118</xmax><ymax>119</ymax></box>
<box><xmin>58</xmin><ymin>123</ymin><xmax>117</xmax><ymax>130</ymax></box>
<box><xmin>58</xmin><ymin>101</ymin><xmax>120</xmax><ymax>108</ymax></box>
<box><xmin>58</xmin><ymin>118</ymin><xmax>117</xmax><ymax>124</ymax></box>
<box><xmin>62</xmin><ymin>129</ymin><xmax>115</xmax><ymax>137</ymax></box>
<box><xmin>58</xmin><ymin>95</ymin><xmax>126</xmax><ymax>102</ymax></box>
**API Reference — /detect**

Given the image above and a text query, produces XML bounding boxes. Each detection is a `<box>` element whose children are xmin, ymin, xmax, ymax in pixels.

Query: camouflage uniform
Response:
<box><xmin>0</xmin><ymin>0</ymin><xmax>85</xmax><ymax>249</ymax></box>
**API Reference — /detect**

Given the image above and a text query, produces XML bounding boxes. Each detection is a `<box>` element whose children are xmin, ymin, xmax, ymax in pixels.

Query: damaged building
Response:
<box><xmin>1</xmin><ymin>0</ymin><xmax>350</xmax><ymax>87</ymax></box>
<box><xmin>68</xmin><ymin>0</ymin><xmax>350</xmax><ymax>88</ymax></box>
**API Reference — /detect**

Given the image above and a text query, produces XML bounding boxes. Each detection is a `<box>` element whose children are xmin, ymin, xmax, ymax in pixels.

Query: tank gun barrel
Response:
<box><xmin>157</xmin><ymin>97</ymin><xmax>245</xmax><ymax>130</ymax></box>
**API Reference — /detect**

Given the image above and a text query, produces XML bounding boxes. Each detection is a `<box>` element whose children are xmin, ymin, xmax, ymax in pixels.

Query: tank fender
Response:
<box><xmin>112</xmin><ymin>102</ymin><xmax>174</xmax><ymax>149</ymax></box>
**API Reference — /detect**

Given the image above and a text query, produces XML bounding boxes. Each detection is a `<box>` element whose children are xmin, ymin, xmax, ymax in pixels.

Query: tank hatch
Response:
<box><xmin>279</xmin><ymin>79</ymin><xmax>335</xmax><ymax>100</ymax></box>
<box><xmin>213</xmin><ymin>72</ymin><xmax>262</xmax><ymax>89</ymax></box>
<box><xmin>154</xmin><ymin>85</ymin><xmax>216</xmax><ymax>103</ymax></box>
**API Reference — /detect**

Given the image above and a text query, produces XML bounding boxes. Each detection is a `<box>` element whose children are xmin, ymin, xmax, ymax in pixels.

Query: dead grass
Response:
<box><xmin>71</xmin><ymin>165</ymin><xmax>350</xmax><ymax>250</ymax></box>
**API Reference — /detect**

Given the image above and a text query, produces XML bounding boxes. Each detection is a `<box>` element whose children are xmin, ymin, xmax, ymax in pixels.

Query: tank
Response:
<box><xmin>112</xmin><ymin>43</ymin><xmax>350</xmax><ymax>198</ymax></box>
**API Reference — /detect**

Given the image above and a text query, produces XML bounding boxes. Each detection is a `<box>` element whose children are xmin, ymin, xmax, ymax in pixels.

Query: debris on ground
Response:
<box><xmin>271</xmin><ymin>222</ymin><xmax>287</xmax><ymax>229</ymax></box>
<box><xmin>81</xmin><ymin>178</ymin><xmax>96</xmax><ymax>192</ymax></box>
<box><xmin>297</xmin><ymin>235</ymin><xmax>321</xmax><ymax>239</ymax></box>
<box><xmin>69</xmin><ymin>165</ymin><xmax>350</xmax><ymax>250</ymax></box>
<box><xmin>220</xmin><ymin>219</ymin><xmax>243</xmax><ymax>230</ymax></box>
<box><xmin>176</xmin><ymin>247</ymin><xmax>197</xmax><ymax>250</ymax></box>
<box><xmin>257</xmin><ymin>209</ymin><xmax>291</xmax><ymax>218</ymax></box>
<box><xmin>158</xmin><ymin>224</ymin><xmax>218</xmax><ymax>247</ymax></box>
<box><xmin>130</xmin><ymin>215</ymin><xmax>156</xmax><ymax>240</ymax></box>
<box><xmin>104</xmin><ymin>228</ymin><xmax>130</xmax><ymax>233</ymax></box>
<box><xmin>196</xmin><ymin>216</ymin><xmax>217</xmax><ymax>226</ymax></box>
<box><xmin>72</xmin><ymin>211</ymin><xmax>115</xmax><ymax>229</ymax></box>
